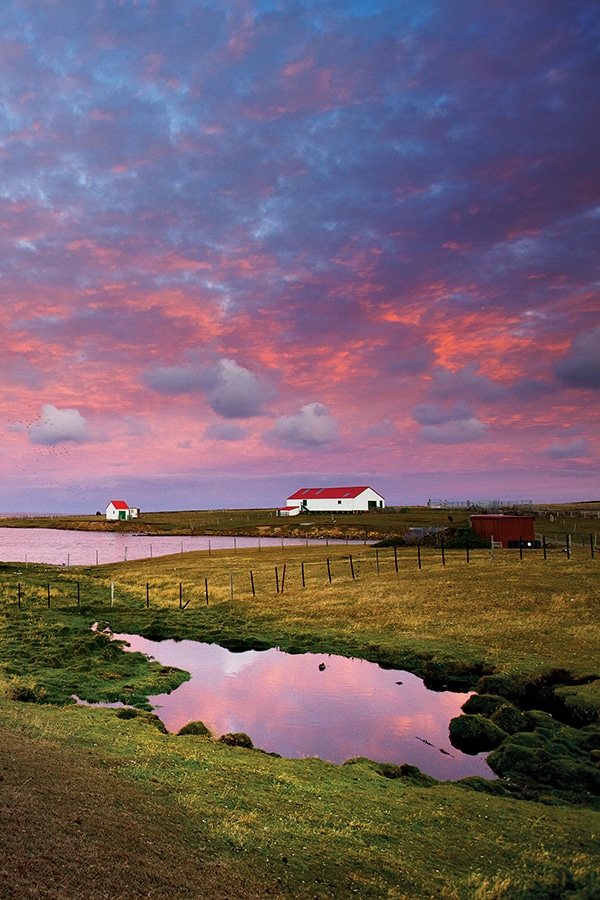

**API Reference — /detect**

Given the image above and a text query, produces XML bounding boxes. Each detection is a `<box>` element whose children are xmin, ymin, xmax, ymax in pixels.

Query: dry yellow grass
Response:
<box><xmin>94</xmin><ymin>543</ymin><xmax>600</xmax><ymax>685</ymax></box>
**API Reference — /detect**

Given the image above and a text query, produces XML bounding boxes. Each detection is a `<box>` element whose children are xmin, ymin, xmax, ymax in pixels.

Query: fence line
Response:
<box><xmin>1</xmin><ymin>535</ymin><xmax>595</xmax><ymax>610</ymax></box>
<box><xmin>0</xmin><ymin>533</ymin><xmax>600</xmax><ymax>611</ymax></box>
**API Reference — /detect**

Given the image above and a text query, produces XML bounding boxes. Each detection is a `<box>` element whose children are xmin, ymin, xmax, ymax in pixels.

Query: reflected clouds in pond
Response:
<box><xmin>114</xmin><ymin>634</ymin><xmax>495</xmax><ymax>782</ymax></box>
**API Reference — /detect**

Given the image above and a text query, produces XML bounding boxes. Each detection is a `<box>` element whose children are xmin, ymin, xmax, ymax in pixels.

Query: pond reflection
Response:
<box><xmin>114</xmin><ymin>634</ymin><xmax>494</xmax><ymax>782</ymax></box>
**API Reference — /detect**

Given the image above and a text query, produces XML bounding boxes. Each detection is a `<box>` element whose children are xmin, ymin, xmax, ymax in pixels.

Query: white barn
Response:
<box><xmin>283</xmin><ymin>486</ymin><xmax>385</xmax><ymax>514</ymax></box>
<box><xmin>105</xmin><ymin>500</ymin><xmax>139</xmax><ymax>521</ymax></box>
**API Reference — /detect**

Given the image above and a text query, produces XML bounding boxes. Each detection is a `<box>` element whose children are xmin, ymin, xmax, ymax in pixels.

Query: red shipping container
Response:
<box><xmin>469</xmin><ymin>515</ymin><xmax>536</xmax><ymax>548</ymax></box>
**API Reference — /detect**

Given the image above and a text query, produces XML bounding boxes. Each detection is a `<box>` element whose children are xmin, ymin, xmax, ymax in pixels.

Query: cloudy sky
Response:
<box><xmin>1</xmin><ymin>0</ymin><xmax>598</xmax><ymax>513</ymax></box>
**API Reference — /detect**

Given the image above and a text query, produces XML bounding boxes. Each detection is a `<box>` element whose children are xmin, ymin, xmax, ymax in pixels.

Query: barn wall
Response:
<box><xmin>470</xmin><ymin>515</ymin><xmax>535</xmax><ymax>548</ymax></box>
<box><xmin>291</xmin><ymin>490</ymin><xmax>384</xmax><ymax>513</ymax></box>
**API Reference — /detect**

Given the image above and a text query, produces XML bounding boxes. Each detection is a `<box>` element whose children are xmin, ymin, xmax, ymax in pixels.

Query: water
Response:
<box><xmin>111</xmin><ymin>633</ymin><xmax>494</xmax><ymax>782</ymax></box>
<box><xmin>0</xmin><ymin>528</ymin><xmax>348</xmax><ymax>566</ymax></box>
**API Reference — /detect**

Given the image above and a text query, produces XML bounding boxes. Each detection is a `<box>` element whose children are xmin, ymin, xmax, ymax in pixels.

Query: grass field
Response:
<box><xmin>0</xmin><ymin>510</ymin><xmax>599</xmax><ymax>897</ymax></box>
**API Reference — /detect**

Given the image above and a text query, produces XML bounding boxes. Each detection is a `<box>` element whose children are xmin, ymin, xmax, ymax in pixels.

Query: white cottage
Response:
<box><xmin>284</xmin><ymin>486</ymin><xmax>385</xmax><ymax>514</ymax></box>
<box><xmin>105</xmin><ymin>500</ymin><xmax>139</xmax><ymax>521</ymax></box>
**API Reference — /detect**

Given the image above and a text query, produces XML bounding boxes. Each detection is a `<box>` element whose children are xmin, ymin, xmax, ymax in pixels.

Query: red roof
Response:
<box><xmin>288</xmin><ymin>486</ymin><xmax>379</xmax><ymax>501</ymax></box>
<box><xmin>108</xmin><ymin>500</ymin><xmax>129</xmax><ymax>509</ymax></box>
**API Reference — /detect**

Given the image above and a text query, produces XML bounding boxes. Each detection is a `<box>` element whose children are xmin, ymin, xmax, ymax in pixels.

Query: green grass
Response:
<box><xmin>0</xmin><ymin>523</ymin><xmax>599</xmax><ymax>897</ymax></box>
<box><xmin>2</xmin><ymin>697</ymin><xmax>599</xmax><ymax>899</ymax></box>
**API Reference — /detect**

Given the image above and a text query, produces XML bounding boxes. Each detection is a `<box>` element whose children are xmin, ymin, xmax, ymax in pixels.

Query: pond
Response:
<box><xmin>0</xmin><ymin>527</ymin><xmax>350</xmax><ymax>566</ymax></box>
<box><xmin>112</xmin><ymin>633</ymin><xmax>495</xmax><ymax>782</ymax></box>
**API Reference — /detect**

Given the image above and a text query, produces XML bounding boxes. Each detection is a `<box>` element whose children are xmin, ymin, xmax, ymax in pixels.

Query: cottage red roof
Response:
<box><xmin>108</xmin><ymin>500</ymin><xmax>129</xmax><ymax>509</ymax></box>
<box><xmin>288</xmin><ymin>486</ymin><xmax>379</xmax><ymax>500</ymax></box>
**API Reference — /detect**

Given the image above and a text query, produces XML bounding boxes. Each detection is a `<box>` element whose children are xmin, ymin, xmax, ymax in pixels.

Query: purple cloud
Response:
<box><xmin>412</xmin><ymin>401</ymin><xmax>488</xmax><ymax>444</ymax></box>
<box><xmin>28</xmin><ymin>405</ymin><xmax>91</xmax><ymax>446</ymax></box>
<box><xmin>543</xmin><ymin>438</ymin><xmax>591</xmax><ymax>460</ymax></box>
<box><xmin>554</xmin><ymin>328</ymin><xmax>600</xmax><ymax>390</ymax></box>
<box><xmin>419</xmin><ymin>418</ymin><xmax>488</xmax><ymax>445</ymax></box>
<box><xmin>270</xmin><ymin>403</ymin><xmax>339</xmax><ymax>447</ymax></box>
<box><xmin>145</xmin><ymin>357</ymin><xmax>272</xmax><ymax>418</ymax></box>
<box><xmin>412</xmin><ymin>401</ymin><xmax>475</xmax><ymax>426</ymax></box>
<box><xmin>205</xmin><ymin>422</ymin><xmax>246</xmax><ymax>442</ymax></box>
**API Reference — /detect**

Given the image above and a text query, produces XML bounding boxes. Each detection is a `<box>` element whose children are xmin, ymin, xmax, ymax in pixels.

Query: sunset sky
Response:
<box><xmin>1</xmin><ymin>0</ymin><xmax>599</xmax><ymax>513</ymax></box>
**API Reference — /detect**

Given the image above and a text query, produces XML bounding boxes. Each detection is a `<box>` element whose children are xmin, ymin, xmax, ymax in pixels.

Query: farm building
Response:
<box><xmin>469</xmin><ymin>514</ymin><xmax>537</xmax><ymax>548</ymax></box>
<box><xmin>105</xmin><ymin>500</ymin><xmax>139</xmax><ymax>521</ymax></box>
<box><xmin>282</xmin><ymin>486</ymin><xmax>385</xmax><ymax>515</ymax></box>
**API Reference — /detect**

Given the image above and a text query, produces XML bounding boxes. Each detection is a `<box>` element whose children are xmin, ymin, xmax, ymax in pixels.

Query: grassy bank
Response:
<box><xmin>0</xmin><ymin>541</ymin><xmax>599</xmax><ymax>897</ymax></box>
<box><xmin>2</xmin><ymin>698</ymin><xmax>599</xmax><ymax>899</ymax></box>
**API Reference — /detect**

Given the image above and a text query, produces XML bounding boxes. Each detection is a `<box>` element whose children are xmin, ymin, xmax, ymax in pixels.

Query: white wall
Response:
<box><xmin>288</xmin><ymin>488</ymin><xmax>385</xmax><ymax>513</ymax></box>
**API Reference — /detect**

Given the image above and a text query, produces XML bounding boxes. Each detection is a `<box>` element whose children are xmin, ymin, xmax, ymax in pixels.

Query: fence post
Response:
<box><xmin>566</xmin><ymin>534</ymin><xmax>571</xmax><ymax>560</ymax></box>
<box><xmin>18</xmin><ymin>583</ymin><xmax>21</xmax><ymax>608</ymax></box>
<box><xmin>281</xmin><ymin>564</ymin><xmax>286</xmax><ymax>593</ymax></box>
<box><xmin>179</xmin><ymin>582</ymin><xmax>183</xmax><ymax>609</ymax></box>
<box><xmin>375</xmin><ymin>549</ymin><xmax>380</xmax><ymax>575</ymax></box>
<box><xmin>349</xmin><ymin>554</ymin><xmax>355</xmax><ymax>579</ymax></box>
<box><xmin>301</xmin><ymin>561</ymin><xmax>305</xmax><ymax>587</ymax></box>
<box><xmin>275</xmin><ymin>567</ymin><xmax>280</xmax><ymax>594</ymax></box>
<box><xmin>441</xmin><ymin>537</ymin><xmax>445</xmax><ymax>567</ymax></box>
<box><xmin>250</xmin><ymin>570</ymin><xmax>255</xmax><ymax>596</ymax></box>
<box><xmin>110</xmin><ymin>582</ymin><xmax>114</xmax><ymax>607</ymax></box>
<box><xmin>47</xmin><ymin>583</ymin><xmax>51</xmax><ymax>608</ymax></box>
<box><xmin>146</xmin><ymin>583</ymin><xmax>150</xmax><ymax>608</ymax></box>
<box><xmin>394</xmin><ymin>545</ymin><xmax>398</xmax><ymax>573</ymax></box>
<box><xmin>519</xmin><ymin>536</ymin><xmax>523</xmax><ymax>561</ymax></box>
<box><xmin>417</xmin><ymin>543</ymin><xmax>422</xmax><ymax>570</ymax></box>
<box><xmin>591</xmin><ymin>533</ymin><xmax>595</xmax><ymax>559</ymax></box>
<box><xmin>205</xmin><ymin>577</ymin><xmax>209</xmax><ymax>605</ymax></box>
<box><xmin>229</xmin><ymin>571</ymin><xmax>234</xmax><ymax>601</ymax></box>
<box><xmin>543</xmin><ymin>535</ymin><xmax>547</xmax><ymax>560</ymax></box>
<box><xmin>327</xmin><ymin>558</ymin><xmax>332</xmax><ymax>583</ymax></box>
<box><xmin>77</xmin><ymin>582</ymin><xmax>81</xmax><ymax>606</ymax></box>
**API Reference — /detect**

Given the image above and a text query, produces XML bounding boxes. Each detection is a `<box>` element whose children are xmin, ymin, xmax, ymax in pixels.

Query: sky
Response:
<box><xmin>0</xmin><ymin>0</ymin><xmax>599</xmax><ymax>514</ymax></box>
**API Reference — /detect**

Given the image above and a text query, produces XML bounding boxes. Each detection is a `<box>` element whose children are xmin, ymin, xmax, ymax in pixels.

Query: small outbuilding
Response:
<box><xmin>106</xmin><ymin>500</ymin><xmax>139</xmax><ymax>521</ymax></box>
<box><xmin>277</xmin><ymin>505</ymin><xmax>302</xmax><ymax>517</ymax></box>
<box><xmin>283</xmin><ymin>486</ymin><xmax>385</xmax><ymax>515</ymax></box>
<box><xmin>469</xmin><ymin>514</ymin><xmax>536</xmax><ymax>548</ymax></box>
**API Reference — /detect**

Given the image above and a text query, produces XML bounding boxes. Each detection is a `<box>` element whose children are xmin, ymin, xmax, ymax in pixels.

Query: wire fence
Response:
<box><xmin>1</xmin><ymin>533</ymin><xmax>596</xmax><ymax>611</ymax></box>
